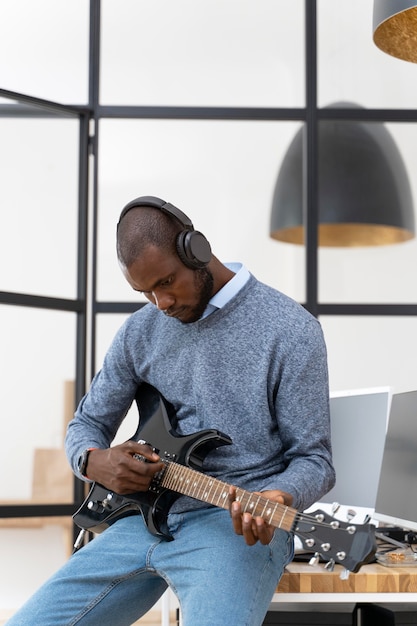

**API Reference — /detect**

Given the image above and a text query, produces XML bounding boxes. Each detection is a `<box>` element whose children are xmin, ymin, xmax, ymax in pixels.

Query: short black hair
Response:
<box><xmin>116</xmin><ymin>205</ymin><xmax>181</xmax><ymax>268</ymax></box>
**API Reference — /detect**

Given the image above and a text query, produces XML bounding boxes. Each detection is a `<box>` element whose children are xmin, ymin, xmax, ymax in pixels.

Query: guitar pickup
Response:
<box><xmin>149</xmin><ymin>466</ymin><xmax>168</xmax><ymax>493</ymax></box>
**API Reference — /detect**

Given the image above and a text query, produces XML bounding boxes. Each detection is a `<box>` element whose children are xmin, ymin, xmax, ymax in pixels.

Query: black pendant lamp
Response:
<box><xmin>270</xmin><ymin>103</ymin><xmax>415</xmax><ymax>247</ymax></box>
<box><xmin>373</xmin><ymin>1</ymin><xmax>417</xmax><ymax>63</ymax></box>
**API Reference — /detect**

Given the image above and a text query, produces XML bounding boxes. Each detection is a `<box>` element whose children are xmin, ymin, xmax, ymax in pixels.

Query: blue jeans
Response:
<box><xmin>6</xmin><ymin>508</ymin><xmax>293</xmax><ymax>626</ymax></box>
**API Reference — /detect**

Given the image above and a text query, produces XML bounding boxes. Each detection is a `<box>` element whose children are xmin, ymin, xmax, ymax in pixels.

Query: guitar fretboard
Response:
<box><xmin>161</xmin><ymin>461</ymin><xmax>297</xmax><ymax>532</ymax></box>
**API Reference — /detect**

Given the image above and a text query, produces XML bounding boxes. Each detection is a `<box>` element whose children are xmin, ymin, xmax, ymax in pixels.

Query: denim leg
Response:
<box><xmin>6</xmin><ymin>508</ymin><xmax>293</xmax><ymax>626</ymax></box>
<box><xmin>154</xmin><ymin>508</ymin><xmax>294</xmax><ymax>626</ymax></box>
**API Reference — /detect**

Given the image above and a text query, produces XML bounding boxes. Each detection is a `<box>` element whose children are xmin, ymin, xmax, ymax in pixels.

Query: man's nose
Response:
<box><xmin>152</xmin><ymin>291</ymin><xmax>174</xmax><ymax>311</ymax></box>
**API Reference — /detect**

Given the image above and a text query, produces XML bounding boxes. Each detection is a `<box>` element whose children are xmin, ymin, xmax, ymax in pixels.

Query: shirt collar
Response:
<box><xmin>201</xmin><ymin>263</ymin><xmax>250</xmax><ymax>318</ymax></box>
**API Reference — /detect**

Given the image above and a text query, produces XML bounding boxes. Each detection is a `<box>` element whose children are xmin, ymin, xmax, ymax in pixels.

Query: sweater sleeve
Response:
<box><xmin>266</xmin><ymin>317</ymin><xmax>335</xmax><ymax>511</ymax></box>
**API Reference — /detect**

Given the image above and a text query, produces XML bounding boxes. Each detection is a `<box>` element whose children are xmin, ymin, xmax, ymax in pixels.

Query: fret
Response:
<box><xmin>269</xmin><ymin>501</ymin><xmax>279</xmax><ymax>525</ymax></box>
<box><xmin>271</xmin><ymin>504</ymin><xmax>296</xmax><ymax>532</ymax></box>
<box><xmin>213</xmin><ymin>480</ymin><xmax>230</xmax><ymax>508</ymax></box>
<box><xmin>242</xmin><ymin>492</ymin><xmax>260</xmax><ymax>515</ymax></box>
<box><xmin>201</xmin><ymin>477</ymin><xmax>217</xmax><ymax>503</ymax></box>
<box><xmin>192</xmin><ymin>473</ymin><xmax>209</xmax><ymax>501</ymax></box>
<box><xmin>258</xmin><ymin>498</ymin><xmax>271</xmax><ymax>520</ymax></box>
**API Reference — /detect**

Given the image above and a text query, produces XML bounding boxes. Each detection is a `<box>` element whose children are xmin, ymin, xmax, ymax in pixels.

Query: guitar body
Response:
<box><xmin>73</xmin><ymin>384</ymin><xmax>232</xmax><ymax>540</ymax></box>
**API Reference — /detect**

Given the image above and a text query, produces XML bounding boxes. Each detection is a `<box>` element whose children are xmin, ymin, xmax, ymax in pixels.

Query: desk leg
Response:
<box><xmin>161</xmin><ymin>591</ymin><xmax>170</xmax><ymax>626</ymax></box>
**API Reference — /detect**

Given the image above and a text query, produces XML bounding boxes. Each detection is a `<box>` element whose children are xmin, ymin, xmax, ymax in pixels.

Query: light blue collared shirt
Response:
<box><xmin>201</xmin><ymin>262</ymin><xmax>250</xmax><ymax>319</ymax></box>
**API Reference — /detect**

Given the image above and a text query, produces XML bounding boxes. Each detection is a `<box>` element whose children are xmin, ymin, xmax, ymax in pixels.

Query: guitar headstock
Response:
<box><xmin>295</xmin><ymin>508</ymin><xmax>377</xmax><ymax>573</ymax></box>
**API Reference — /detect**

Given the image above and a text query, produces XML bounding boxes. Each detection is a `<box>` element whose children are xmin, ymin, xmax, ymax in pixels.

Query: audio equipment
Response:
<box><xmin>118</xmin><ymin>195</ymin><xmax>212</xmax><ymax>270</ymax></box>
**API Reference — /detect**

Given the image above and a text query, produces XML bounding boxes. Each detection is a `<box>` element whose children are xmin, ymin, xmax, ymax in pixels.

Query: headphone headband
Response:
<box><xmin>118</xmin><ymin>195</ymin><xmax>194</xmax><ymax>230</ymax></box>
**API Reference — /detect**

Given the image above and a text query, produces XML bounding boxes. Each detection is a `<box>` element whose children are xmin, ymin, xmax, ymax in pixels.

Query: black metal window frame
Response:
<box><xmin>0</xmin><ymin>87</ymin><xmax>91</xmax><ymax>519</ymax></box>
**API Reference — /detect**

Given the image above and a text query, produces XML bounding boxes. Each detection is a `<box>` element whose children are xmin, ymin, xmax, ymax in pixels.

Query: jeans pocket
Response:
<box><xmin>269</xmin><ymin>529</ymin><xmax>294</xmax><ymax>566</ymax></box>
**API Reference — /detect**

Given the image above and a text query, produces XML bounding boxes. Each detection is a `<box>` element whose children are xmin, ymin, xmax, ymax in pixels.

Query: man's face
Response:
<box><xmin>123</xmin><ymin>244</ymin><xmax>214</xmax><ymax>324</ymax></box>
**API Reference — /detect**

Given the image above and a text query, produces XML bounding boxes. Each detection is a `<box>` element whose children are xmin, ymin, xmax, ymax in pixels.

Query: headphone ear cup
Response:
<box><xmin>176</xmin><ymin>230</ymin><xmax>212</xmax><ymax>270</ymax></box>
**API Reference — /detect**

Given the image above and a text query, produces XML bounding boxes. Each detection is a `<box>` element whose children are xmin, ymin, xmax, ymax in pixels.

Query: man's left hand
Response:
<box><xmin>229</xmin><ymin>487</ymin><xmax>293</xmax><ymax>546</ymax></box>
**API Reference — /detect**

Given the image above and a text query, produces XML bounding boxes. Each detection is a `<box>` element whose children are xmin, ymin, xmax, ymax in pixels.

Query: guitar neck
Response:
<box><xmin>161</xmin><ymin>461</ymin><xmax>297</xmax><ymax>532</ymax></box>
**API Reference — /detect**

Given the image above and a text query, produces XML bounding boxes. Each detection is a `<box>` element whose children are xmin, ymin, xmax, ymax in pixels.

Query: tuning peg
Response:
<box><xmin>309</xmin><ymin>552</ymin><xmax>320</xmax><ymax>566</ymax></box>
<box><xmin>324</xmin><ymin>558</ymin><xmax>335</xmax><ymax>572</ymax></box>
<box><xmin>331</xmin><ymin>502</ymin><xmax>340</xmax><ymax>515</ymax></box>
<box><xmin>346</xmin><ymin>508</ymin><xmax>357</xmax><ymax>522</ymax></box>
<box><xmin>339</xmin><ymin>568</ymin><xmax>350</xmax><ymax>580</ymax></box>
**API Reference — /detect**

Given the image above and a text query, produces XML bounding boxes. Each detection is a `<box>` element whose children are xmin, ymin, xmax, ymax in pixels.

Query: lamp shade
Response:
<box><xmin>270</xmin><ymin>103</ymin><xmax>415</xmax><ymax>247</ymax></box>
<box><xmin>373</xmin><ymin>1</ymin><xmax>417</xmax><ymax>63</ymax></box>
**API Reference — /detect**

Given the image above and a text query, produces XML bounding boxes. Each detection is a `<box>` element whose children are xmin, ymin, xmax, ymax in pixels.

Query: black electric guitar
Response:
<box><xmin>73</xmin><ymin>384</ymin><xmax>376</xmax><ymax>573</ymax></box>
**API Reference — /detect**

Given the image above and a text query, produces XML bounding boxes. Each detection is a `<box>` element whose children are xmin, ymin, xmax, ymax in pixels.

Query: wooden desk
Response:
<box><xmin>266</xmin><ymin>562</ymin><xmax>417</xmax><ymax>626</ymax></box>
<box><xmin>277</xmin><ymin>562</ymin><xmax>417</xmax><ymax>594</ymax></box>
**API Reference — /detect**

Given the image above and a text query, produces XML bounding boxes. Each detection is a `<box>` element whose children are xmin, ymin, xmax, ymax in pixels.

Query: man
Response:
<box><xmin>7</xmin><ymin>196</ymin><xmax>335</xmax><ymax>626</ymax></box>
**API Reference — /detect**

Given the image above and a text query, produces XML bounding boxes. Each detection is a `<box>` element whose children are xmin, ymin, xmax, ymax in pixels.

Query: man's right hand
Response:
<box><xmin>85</xmin><ymin>441</ymin><xmax>165</xmax><ymax>494</ymax></box>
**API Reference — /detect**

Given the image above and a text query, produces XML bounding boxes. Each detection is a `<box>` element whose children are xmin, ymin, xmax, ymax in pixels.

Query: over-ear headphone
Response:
<box><xmin>118</xmin><ymin>195</ymin><xmax>212</xmax><ymax>270</ymax></box>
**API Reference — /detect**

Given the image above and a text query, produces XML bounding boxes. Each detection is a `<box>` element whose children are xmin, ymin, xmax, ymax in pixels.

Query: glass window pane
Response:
<box><xmin>318</xmin><ymin>122</ymin><xmax>417</xmax><ymax>304</ymax></box>
<box><xmin>318</xmin><ymin>0</ymin><xmax>417</xmax><ymax>109</ymax></box>
<box><xmin>321</xmin><ymin>316</ymin><xmax>417</xmax><ymax>393</ymax></box>
<box><xmin>0</xmin><ymin>117</ymin><xmax>80</xmax><ymax>299</ymax></box>
<box><xmin>0</xmin><ymin>0</ymin><xmax>89</xmax><ymax>104</ymax></box>
<box><xmin>96</xmin><ymin>119</ymin><xmax>306</xmax><ymax>304</ymax></box>
<box><xmin>101</xmin><ymin>0</ymin><xmax>304</xmax><ymax>107</ymax></box>
<box><xmin>96</xmin><ymin>314</ymin><xmax>139</xmax><ymax>445</ymax></box>
<box><xmin>0</xmin><ymin>306</ymin><xmax>76</xmax><ymax>504</ymax></box>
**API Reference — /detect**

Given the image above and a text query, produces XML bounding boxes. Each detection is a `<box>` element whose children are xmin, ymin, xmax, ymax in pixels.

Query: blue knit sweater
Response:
<box><xmin>66</xmin><ymin>273</ymin><xmax>335</xmax><ymax>513</ymax></box>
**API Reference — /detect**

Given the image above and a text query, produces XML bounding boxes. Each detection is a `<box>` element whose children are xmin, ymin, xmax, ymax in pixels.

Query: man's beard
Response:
<box><xmin>182</xmin><ymin>267</ymin><xmax>214</xmax><ymax>323</ymax></box>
